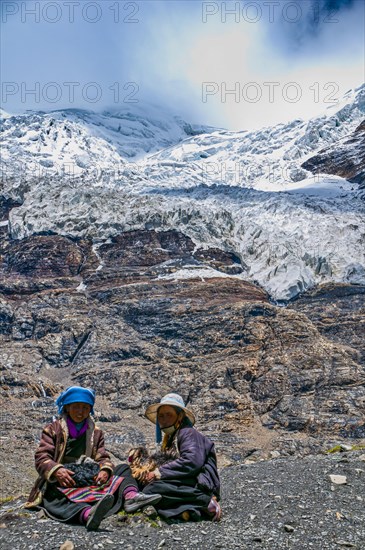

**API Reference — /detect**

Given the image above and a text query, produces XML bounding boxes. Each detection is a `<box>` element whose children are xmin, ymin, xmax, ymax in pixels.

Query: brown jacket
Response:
<box><xmin>26</xmin><ymin>415</ymin><xmax>114</xmax><ymax>507</ymax></box>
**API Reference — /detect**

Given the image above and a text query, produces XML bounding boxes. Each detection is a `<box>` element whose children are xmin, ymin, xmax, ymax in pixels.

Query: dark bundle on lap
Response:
<box><xmin>66</xmin><ymin>456</ymin><xmax>100</xmax><ymax>487</ymax></box>
<box><xmin>128</xmin><ymin>446</ymin><xmax>178</xmax><ymax>485</ymax></box>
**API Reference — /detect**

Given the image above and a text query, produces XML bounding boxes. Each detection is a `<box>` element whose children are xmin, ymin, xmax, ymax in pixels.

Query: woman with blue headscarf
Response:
<box><xmin>26</xmin><ymin>386</ymin><xmax>161</xmax><ymax>530</ymax></box>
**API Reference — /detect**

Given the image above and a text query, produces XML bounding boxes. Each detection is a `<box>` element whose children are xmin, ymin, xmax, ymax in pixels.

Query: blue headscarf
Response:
<box><xmin>55</xmin><ymin>386</ymin><xmax>95</xmax><ymax>415</ymax></box>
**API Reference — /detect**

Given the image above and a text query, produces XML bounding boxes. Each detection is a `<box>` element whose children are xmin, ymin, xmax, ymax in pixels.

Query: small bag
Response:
<box><xmin>66</xmin><ymin>456</ymin><xmax>100</xmax><ymax>487</ymax></box>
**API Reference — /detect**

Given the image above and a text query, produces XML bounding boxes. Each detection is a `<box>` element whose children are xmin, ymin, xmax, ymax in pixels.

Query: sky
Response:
<box><xmin>1</xmin><ymin>0</ymin><xmax>364</xmax><ymax>130</ymax></box>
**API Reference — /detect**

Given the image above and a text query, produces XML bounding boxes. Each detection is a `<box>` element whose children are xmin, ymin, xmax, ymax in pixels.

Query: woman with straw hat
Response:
<box><xmin>142</xmin><ymin>393</ymin><xmax>221</xmax><ymax>521</ymax></box>
<box><xmin>26</xmin><ymin>386</ymin><xmax>161</xmax><ymax>530</ymax></box>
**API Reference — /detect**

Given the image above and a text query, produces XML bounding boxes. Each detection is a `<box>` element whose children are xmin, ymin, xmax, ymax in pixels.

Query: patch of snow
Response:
<box><xmin>156</xmin><ymin>267</ymin><xmax>246</xmax><ymax>282</ymax></box>
<box><xmin>76</xmin><ymin>281</ymin><xmax>87</xmax><ymax>292</ymax></box>
<box><xmin>278</xmin><ymin>176</ymin><xmax>356</xmax><ymax>198</ymax></box>
<box><xmin>91</xmin><ymin>243</ymin><xmax>105</xmax><ymax>273</ymax></box>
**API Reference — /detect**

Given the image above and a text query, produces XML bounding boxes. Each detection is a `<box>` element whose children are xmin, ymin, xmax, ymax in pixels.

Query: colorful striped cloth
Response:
<box><xmin>58</xmin><ymin>475</ymin><xmax>124</xmax><ymax>504</ymax></box>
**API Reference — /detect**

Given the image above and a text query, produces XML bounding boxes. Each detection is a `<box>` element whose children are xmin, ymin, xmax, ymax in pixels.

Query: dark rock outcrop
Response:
<box><xmin>290</xmin><ymin>283</ymin><xmax>365</xmax><ymax>366</ymax></box>
<box><xmin>301</xmin><ymin>119</ymin><xmax>365</xmax><ymax>186</ymax></box>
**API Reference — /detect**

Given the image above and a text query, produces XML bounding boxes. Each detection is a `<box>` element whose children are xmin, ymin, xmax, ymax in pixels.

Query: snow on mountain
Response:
<box><xmin>0</xmin><ymin>109</ymin><xmax>12</xmax><ymax>120</ymax></box>
<box><xmin>1</xmin><ymin>85</ymin><xmax>365</xmax><ymax>300</ymax></box>
<box><xmin>1</xmin><ymin>85</ymin><xmax>364</xmax><ymax>191</ymax></box>
<box><xmin>0</xmin><ymin>109</ymin><xmax>127</xmax><ymax>193</ymax></box>
<box><xmin>0</xmin><ymin>104</ymin><xmax>216</xmax><ymax>200</ymax></box>
<box><xmin>138</xmin><ymin>83</ymin><xmax>365</xmax><ymax>192</ymax></box>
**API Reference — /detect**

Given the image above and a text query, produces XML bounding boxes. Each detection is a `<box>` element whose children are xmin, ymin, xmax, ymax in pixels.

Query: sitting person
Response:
<box><xmin>141</xmin><ymin>393</ymin><xmax>221</xmax><ymax>521</ymax></box>
<box><xmin>26</xmin><ymin>386</ymin><xmax>161</xmax><ymax>530</ymax></box>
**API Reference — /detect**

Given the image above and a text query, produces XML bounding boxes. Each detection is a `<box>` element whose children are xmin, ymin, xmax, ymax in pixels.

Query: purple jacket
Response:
<box><xmin>159</xmin><ymin>426</ymin><xmax>221</xmax><ymax>499</ymax></box>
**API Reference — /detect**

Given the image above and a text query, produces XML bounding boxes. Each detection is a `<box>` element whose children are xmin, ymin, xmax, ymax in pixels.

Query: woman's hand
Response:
<box><xmin>95</xmin><ymin>470</ymin><xmax>109</xmax><ymax>486</ymax></box>
<box><xmin>144</xmin><ymin>471</ymin><xmax>156</xmax><ymax>484</ymax></box>
<box><xmin>54</xmin><ymin>467</ymin><xmax>76</xmax><ymax>487</ymax></box>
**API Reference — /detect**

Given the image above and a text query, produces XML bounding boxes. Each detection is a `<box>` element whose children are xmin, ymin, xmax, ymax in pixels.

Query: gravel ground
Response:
<box><xmin>1</xmin><ymin>452</ymin><xmax>365</xmax><ymax>550</ymax></box>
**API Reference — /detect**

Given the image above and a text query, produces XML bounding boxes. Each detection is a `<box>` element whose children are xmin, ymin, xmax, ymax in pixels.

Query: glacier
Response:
<box><xmin>1</xmin><ymin>86</ymin><xmax>364</xmax><ymax>301</ymax></box>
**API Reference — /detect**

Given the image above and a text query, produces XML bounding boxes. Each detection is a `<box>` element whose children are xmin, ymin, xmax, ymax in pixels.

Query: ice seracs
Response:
<box><xmin>2</xmin><ymin>85</ymin><xmax>365</xmax><ymax>300</ymax></box>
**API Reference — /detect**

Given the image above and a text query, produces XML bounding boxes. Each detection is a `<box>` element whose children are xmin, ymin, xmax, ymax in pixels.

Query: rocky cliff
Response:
<box><xmin>1</xmin><ymin>223</ymin><xmax>364</xmax><ymax>495</ymax></box>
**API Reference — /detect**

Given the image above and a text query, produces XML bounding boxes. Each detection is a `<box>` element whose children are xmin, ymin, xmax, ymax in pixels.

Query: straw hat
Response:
<box><xmin>144</xmin><ymin>393</ymin><xmax>195</xmax><ymax>426</ymax></box>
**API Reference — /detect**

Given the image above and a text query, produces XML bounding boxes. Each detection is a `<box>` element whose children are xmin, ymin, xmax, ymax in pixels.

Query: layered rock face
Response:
<box><xmin>302</xmin><ymin>119</ymin><xmax>365</xmax><ymax>186</ymax></box>
<box><xmin>1</xmin><ymin>223</ymin><xmax>364</xmax><ymax>493</ymax></box>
